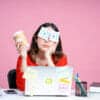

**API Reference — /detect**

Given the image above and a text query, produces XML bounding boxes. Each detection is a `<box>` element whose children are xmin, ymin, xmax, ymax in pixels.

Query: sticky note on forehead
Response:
<box><xmin>38</xmin><ymin>27</ymin><xmax>60</xmax><ymax>42</ymax></box>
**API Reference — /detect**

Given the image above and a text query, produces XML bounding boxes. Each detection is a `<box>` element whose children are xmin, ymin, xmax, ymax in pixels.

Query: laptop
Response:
<box><xmin>23</xmin><ymin>65</ymin><xmax>73</xmax><ymax>96</ymax></box>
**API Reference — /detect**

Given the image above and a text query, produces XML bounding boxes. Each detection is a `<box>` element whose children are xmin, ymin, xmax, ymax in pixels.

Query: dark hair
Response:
<box><xmin>28</xmin><ymin>22</ymin><xmax>64</xmax><ymax>63</ymax></box>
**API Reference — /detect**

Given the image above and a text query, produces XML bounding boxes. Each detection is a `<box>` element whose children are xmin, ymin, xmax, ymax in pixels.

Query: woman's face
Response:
<box><xmin>37</xmin><ymin>27</ymin><xmax>59</xmax><ymax>52</ymax></box>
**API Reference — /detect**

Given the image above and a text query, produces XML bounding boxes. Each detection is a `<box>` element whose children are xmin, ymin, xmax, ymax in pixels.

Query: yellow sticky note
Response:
<box><xmin>45</xmin><ymin>78</ymin><xmax>53</xmax><ymax>85</ymax></box>
<box><xmin>59</xmin><ymin>78</ymin><xmax>70</xmax><ymax>84</ymax></box>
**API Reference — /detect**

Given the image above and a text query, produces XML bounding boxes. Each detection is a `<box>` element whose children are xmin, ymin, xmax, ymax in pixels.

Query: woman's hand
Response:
<box><xmin>45</xmin><ymin>44</ymin><xmax>56</xmax><ymax>57</ymax></box>
<box><xmin>45</xmin><ymin>44</ymin><xmax>57</xmax><ymax>67</ymax></box>
<box><xmin>15</xmin><ymin>41</ymin><xmax>27</xmax><ymax>58</ymax></box>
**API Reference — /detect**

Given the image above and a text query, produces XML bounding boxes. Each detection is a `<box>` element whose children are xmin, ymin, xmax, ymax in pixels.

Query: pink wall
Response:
<box><xmin>0</xmin><ymin>0</ymin><xmax>100</xmax><ymax>88</ymax></box>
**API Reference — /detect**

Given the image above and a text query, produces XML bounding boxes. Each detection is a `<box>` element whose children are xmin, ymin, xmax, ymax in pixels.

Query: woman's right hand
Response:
<box><xmin>15</xmin><ymin>41</ymin><xmax>27</xmax><ymax>58</ymax></box>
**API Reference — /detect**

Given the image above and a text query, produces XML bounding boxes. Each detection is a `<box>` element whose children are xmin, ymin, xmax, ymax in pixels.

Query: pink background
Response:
<box><xmin>0</xmin><ymin>0</ymin><xmax>100</xmax><ymax>88</ymax></box>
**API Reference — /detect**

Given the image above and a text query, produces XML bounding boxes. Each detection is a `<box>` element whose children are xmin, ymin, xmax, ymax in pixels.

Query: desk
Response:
<box><xmin>0</xmin><ymin>89</ymin><xmax>100</xmax><ymax>100</ymax></box>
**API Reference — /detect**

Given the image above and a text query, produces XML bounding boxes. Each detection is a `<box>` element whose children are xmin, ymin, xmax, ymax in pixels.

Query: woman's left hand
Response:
<box><xmin>45</xmin><ymin>43</ymin><xmax>57</xmax><ymax>60</ymax></box>
<box><xmin>46</xmin><ymin>45</ymin><xmax>56</xmax><ymax>56</ymax></box>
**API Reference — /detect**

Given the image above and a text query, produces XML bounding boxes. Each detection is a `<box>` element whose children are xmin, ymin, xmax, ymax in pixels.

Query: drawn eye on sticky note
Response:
<box><xmin>49</xmin><ymin>32</ymin><xmax>59</xmax><ymax>42</ymax></box>
<box><xmin>38</xmin><ymin>27</ymin><xmax>49</xmax><ymax>41</ymax></box>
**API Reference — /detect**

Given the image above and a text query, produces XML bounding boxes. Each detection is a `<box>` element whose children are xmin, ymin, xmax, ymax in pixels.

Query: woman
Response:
<box><xmin>16</xmin><ymin>22</ymin><xmax>68</xmax><ymax>91</ymax></box>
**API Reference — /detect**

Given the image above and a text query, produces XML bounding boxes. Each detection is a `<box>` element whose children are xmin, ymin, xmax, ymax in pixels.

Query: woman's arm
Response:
<box><xmin>16</xmin><ymin>41</ymin><xmax>27</xmax><ymax>72</ymax></box>
<box><xmin>16</xmin><ymin>56</ymin><xmax>25</xmax><ymax>91</ymax></box>
<box><xmin>45</xmin><ymin>52</ymin><xmax>55</xmax><ymax>66</ymax></box>
<box><xmin>21</xmin><ymin>56</ymin><xmax>27</xmax><ymax>72</ymax></box>
<box><xmin>45</xmin><ymin>44</ymin><xmax>56</xmax><ymax>67</ymax></box>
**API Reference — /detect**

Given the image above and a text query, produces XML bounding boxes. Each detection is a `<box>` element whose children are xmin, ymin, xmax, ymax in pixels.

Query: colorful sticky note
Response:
<box><xmin>38</xmin><ymin>27</ymin><xmax>60</xmax><ymax>42</ymax></box>
<box><xmin>59</xmin><ymin>78</ymin><xmax>70</xmax><ymax>84</ymax></box>
<box><xmin>45</xmin><ymin>78</ymin><xmax>53</xmax><ymax>85</ymax></box>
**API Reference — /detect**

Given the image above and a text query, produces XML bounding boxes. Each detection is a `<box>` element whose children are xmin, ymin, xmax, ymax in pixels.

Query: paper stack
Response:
<box><xmin>89</xmin><ymin>82</ymin><xmax>100</xmax><ymax>93</ymax></box>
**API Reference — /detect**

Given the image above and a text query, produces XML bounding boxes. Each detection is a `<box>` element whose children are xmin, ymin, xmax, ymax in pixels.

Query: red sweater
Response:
<box><xmin>16</xmin><ymin>54</ymin><xmax>68</xmax><ymax>91</ymax></box>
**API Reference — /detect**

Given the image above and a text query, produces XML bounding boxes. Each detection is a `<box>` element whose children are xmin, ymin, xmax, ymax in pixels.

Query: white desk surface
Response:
<box><xmin>0</xmin><ymin>89</ymin><xmax>100</xmax><ymax>100</ymax></box>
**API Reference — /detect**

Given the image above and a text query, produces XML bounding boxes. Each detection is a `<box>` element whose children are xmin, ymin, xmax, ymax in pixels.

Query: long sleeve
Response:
<box><xmin>16</xmin><ymin>54</ymin><xmax>38</xmax><ymax>91</ymax></box>
<box><xmin>16</xmin><ymin>56</ymin><xmax>25</xmax><ymax>91</ymax></box>
<box><xmin>55</xmin><ymin>55</ymin><xmax>68</xmax><ymax>66</ymax></box>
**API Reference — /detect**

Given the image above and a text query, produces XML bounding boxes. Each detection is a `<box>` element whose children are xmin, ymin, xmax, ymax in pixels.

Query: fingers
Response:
<box><xmin>15</xmin><ymin>41</ymin><xmax>27</xmax><ymax>55</ymax></box>
<box><xmin>49</xmin><ymin>45</ymin><xmax>56</xmax><ymax>53</ymax></box>
<box><xmin>45</xmin><ymin>46</ymin><xmax>55</xmax><ymax>56</ymax></box>
<box><xmin>16</xmin><ymin>41</ymin><xmax>22</xmax><ymax>49</ymax></box>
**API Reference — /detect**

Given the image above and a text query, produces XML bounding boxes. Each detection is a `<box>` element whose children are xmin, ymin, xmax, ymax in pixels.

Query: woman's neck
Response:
<box><xmin>37</xmin><ymin>50</ymin><xmax>46</xmax><ymax>60</ymax></box>
<box><xmin>36</xmin><ymin>50</ymin><xmax>48</xmax><ymax>66</ymax></box>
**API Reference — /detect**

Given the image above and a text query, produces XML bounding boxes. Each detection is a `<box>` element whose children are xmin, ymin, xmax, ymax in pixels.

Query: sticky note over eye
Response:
<box><xmin>49</xmin><ymin>32</ymin><xmax>59</xmax><ymax>42</ymax></box>
<box><xmin>38</xmin><ymin>27</ymin><xmax>60</xmax><ymax>42</ymax></box>
<box><xmin>38</xmin><ymin>27</ymin><xmax>49</xmax><ymax>41</ymax></box>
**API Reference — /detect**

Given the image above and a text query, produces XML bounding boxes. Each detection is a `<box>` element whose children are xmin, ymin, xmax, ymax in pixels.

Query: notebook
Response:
<box><xmin>89</xmin><ymin>82</ymin><xmax>100</xmax><ymax>93</ymax></box>
<box><xmin>23</xmin><ymin>66</ymin><xmax>73</xmax><ymax>96</ymax></box>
